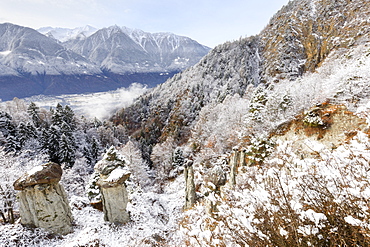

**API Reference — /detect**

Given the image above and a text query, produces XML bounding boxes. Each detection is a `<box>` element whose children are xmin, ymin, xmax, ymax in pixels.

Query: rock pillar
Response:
<box><xmin>229</xmin><ymin>151</ymin><xmax>239</xmax><ymax>187</ymax></box>
<box><xmin>13</xmin><ymin>162</ymin><xmax>73</xmax><ymax>235</ymax></box>
<box><xmin>184</xmin><ymin>160</ymin><xmax>195</xmax><ymax>210</ymax></box>
<box><xmin>96</xmin><ymin>167</ymin><xmax>131</xmax><ymax>224</ymax></box>
<box><xmin>229</xmin><ymin>150</ymin><xmax>246</xmax><ymax>187</ymax></box>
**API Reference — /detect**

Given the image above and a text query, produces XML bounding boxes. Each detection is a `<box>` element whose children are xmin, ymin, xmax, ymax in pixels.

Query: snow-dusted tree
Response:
<box><xmin>190</xmin><ymin>94</ymin><xmax>249</xmax><ymax>157</ymax></box>
<box><xmin>47</xmin><ymin>125</ymin><xmax>61</xmax><ymax>163</ymax></box>
<box><xmin>17</xmin><ymin>121</ymin><xmax>36</xmax><ymax>147</ymax></box>
<box><xmin>58</xmin><ymin>133</ymin><xmax>76</xmax><ymax>168</ymax></box>
<box><xmin>245</xmin><ymin>134</ymin><xmax>275</xmax><ymax>165</ymax></box>
<box><xmin>97</xmin><ymin>125</ymin><xmax>118</xmax><ymax>148</ymax></box>
<box><xmin>5</xmin><ymin>134</ymin><xmax>20</xmax><ymax>154</ymax></box>
<box><xmin>247</xmin><ymin>86</ymin><xmax>268</xmax><ymax>122</ymax></box>
<box><xmin>0</xmin><ymin>111</ymin><xmax>15</xmax><ymax>138</ymax></box>
<box><xmin>4</xmin><ymin>119</ymin><xmax>21</xmax><ymax>154</ymax></box>
<box><xmin>61</xmin><ymin>157</ymin><xmax>91</xmax><ymax>196</ymax></box>
<box><xmin>0</xmin><ymin>184</ymin><xmax>14</xmax><ymax>223</ymax></box>
<box><xmin>40</xmin><ymin>128</ymin><xmax>50</xmax><ymax>151</ymax></box>
<box><xmin>151</xmin><ymin>137</ymin><xmax>175</xmax><ymax>180</ymax></box>
<box><xmin>172</xmin><ymin>147</ymin><xmax>184</xmax><ymax>167</ymax></box>
<box><xmin>0</xmin><ymin>148</ymin><xmax>23</xmax><ymax>223</ymax></box>
<box><xmin>0</xmin><ymin>148</ymin><xmax>16</xmax><ymax>224</ymax></box>
<box><xmin>51</xmin><ymin>103</ymin><xmax>64</xmax><ymax>127</ymax></box>
<box><xmin>63</xmin><ymin>105</ymin><xmax>76</xmax><ymax>130</ymax></box>
<box><xmin>91</xmin><ymin>136</ymin><xmax>100</xmax><ymax>163</ymax></box>
<box><xmin>120</xmin><ymin>140</ymin><xmax>150</xmax><ymax>188</ymax></box>
<box><xmin>27</xmin><ymin>102</ymin><xmax>42</xmax><ymax>128</ymax></box>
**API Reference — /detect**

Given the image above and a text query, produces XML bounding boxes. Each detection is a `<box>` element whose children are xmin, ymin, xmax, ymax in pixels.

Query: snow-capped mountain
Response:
<box><xmin>63</xmin><ymin>25</ymin><xmax>210</xmax><ymax>73</ymax></box>
<box><xmin>0</xmin><ymin>23</ymin><xmax>99</xmax><ymax>75</ymax></box>
<box><xmin>0</xmin><ymin>23</ymin><xmax>210</xmax><ymax>100</ymax></box>
<box><xmin>37</xmin><ymin>25</ymin><xmax>98</xmax><ymax>42</ymax></box>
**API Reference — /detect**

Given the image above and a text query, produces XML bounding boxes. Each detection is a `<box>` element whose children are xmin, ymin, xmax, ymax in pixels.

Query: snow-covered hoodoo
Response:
<box><xmin>13</xmin><ymin>162</ymin><xmax>73</xmax><ymax>235</ymax></box>
<box><xmin>93</xmin><ymin>147</ymin><xmax>131</xmax><ymax>224</ymax></box>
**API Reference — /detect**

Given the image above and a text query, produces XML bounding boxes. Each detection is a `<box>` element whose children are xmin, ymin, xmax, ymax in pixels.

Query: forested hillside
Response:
<box><xmin>113</xmin><ymin>0</ymin><xmax>370</xmax><ymax>166</ymax></box>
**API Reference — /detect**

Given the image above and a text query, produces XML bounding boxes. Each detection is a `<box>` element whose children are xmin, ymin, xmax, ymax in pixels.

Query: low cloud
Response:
<box><xmin>25</xmin><ymin>83</ymin><xmax>148</xmax><ymax>120</ymax></box>
<box><xmin>71</xmin><ymin>83</ymin><xmax>149</xmax><ymax>120</ymax></box>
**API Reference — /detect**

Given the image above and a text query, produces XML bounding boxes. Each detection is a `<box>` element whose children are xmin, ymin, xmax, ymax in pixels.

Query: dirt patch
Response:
<box><xmin>273</xmin><ymin>102</ymin><xmax>367</xmax><ymax>156</ymax></box>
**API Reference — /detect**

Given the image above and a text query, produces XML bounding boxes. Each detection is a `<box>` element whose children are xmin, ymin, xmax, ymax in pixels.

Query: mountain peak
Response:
<box><xmin>106</xmin><ymin>25</ymin><xmax>123</xmax><ymax>34</ymax></box>
<box><xmin>64</xmin><ymin>25</ymin><xmax>210</xmax><ymax>74</ymax></box>
<box><xmin>37</xmin><ymin>25</ymin><xmax>98</xmax><ymax>42</ymax></box>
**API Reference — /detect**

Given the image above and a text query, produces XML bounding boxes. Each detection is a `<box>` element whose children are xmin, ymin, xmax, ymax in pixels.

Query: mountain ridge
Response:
<box><xmin>0</xmin><ymin>23</ymin><xmax>210</xmax><ymax>100</ymax></box>
<box><xmin>37</xmin><ymin>25</ymin><xmax>98</xmax><ymax>42</ymax></box>
<box><xmin>63</xmin><ymin>25</ymin><xmax>210</xmax><ymax>74</ymax></box>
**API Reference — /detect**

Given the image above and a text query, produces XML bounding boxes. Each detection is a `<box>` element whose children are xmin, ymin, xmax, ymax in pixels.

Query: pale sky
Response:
<box><xmin>0</xmin><ymin>0</ymin><xmax>290</xmax><ymax>47</ymax></box>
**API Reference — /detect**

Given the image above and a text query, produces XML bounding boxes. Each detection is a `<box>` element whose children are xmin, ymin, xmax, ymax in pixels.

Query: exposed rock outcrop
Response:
<box><xmin>13</xmin><ymin>162</ymin><xmax>73</xmax><ymax>235</ymax></box>
<box><xmin>274</xmin><ymin>103</ymin><xmax>368</xmax><ymax>157</ymax></box>
<box><xmin>229</xmin><ymin>149</ymin><xmax>246</xmax><ymax>187</ymax></box>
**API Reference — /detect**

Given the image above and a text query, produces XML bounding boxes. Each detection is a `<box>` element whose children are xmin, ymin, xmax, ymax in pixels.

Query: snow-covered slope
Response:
<box><xmin>0</xmin><ymin>23</ymin><xmax>100</xmax><ymax>76</ymax></box>
<box><xmin>114</xmin><ymin>0</ymin><xmax>370</xmax><ymax>155</ymax></box>
<box><xmin>37</xmin><ymin>25</ymin><xmax>98</xmax><ymax>42</ymax></box>
<box><xmin>64</xmin><ymin>25</ymin><xmax>211</xmax><ymax>73</ymax></box>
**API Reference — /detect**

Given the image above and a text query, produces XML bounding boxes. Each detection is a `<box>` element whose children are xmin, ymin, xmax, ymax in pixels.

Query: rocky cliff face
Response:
<box><xmin>260</xmin><ymin>0</ymin><xmax>370</xmax><ymax>80</ymax></box>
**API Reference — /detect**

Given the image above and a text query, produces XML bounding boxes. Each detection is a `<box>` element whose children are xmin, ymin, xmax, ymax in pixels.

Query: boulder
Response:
<box><xmin>97</xmin><ymin>167</ymin><xmax>131</xmax><ymax>189</ymax></box>
<box><xmin>13</xmin><ymin>163</ymin><xmax>72</xmax><ymax>235</ymax></box>
<box><xmin>14</xmin><ymin>162</ymin><xmax>62</xmax><ymax>190</ymax></box>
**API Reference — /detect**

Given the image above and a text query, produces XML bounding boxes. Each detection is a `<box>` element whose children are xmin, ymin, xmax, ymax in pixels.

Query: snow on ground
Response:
<box><xmin>179</xmin><ymin>131</ymin><xmax>370</xmax><ymax>246</ymax></box>
<box><xmin>0</xmin><ymin>172</ymin><xmax>185</xmax><ymax>247</ymax></box>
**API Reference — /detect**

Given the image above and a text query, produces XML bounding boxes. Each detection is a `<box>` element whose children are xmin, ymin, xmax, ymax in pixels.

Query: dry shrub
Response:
<box><xmin>181</xmin><ymin>135</ymin><xmax>370</xmax><ymax>246</ymax></box>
